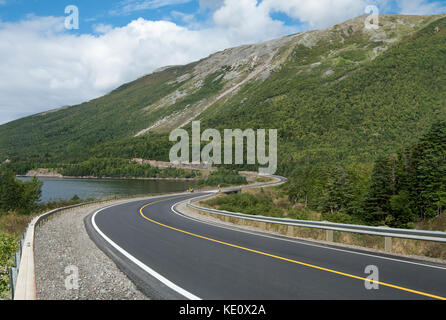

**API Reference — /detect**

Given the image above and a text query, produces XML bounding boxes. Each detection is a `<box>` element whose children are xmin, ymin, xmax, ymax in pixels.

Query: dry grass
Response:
<box><xmin>255</xmin><ymin>176</ymin><xmax>274</xmax><ymax>183</ymax></box>
<box><xmin>417</xmin><ymin>214</ymin><xmax>446</xmax><ymax>232</ymax></box>
<box><xmin>334</xmin><ymin>232</ymin><xmax>384</xmax><ymax>251</ymax></box>
<box><xmin>0</xmin><ymin>212</ymin><xmax>36</xmax><ymax>237</ymax></box>
<box><xmin>392</xmin><ymin>238</ymin><xmax>446</xmax><ymax>260</ymax></box>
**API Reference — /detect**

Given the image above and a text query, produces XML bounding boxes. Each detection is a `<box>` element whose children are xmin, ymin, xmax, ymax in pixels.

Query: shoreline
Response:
<box><xmin>16</xmin><ymin>175</ymin><xmax>199</xmax><ymax>181</ymax></box>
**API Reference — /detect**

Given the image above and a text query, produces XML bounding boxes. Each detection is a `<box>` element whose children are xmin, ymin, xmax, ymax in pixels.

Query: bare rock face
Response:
<box><xmin>135</xmin><ymin>32</ymin><xmax>302</xmax><ymax>134</ymax></box>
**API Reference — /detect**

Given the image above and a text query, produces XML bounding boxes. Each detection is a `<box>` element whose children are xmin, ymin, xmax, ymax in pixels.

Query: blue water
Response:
<box><xmin>17</xmin><ymin>177</ymin><xmax>196</xmax><ymax>203</ymax></box>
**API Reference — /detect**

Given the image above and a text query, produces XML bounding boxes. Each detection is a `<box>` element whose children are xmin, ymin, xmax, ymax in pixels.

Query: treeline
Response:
<box><xmin>198</xmin><ymin>169</ymin><xmax>248</xmax><ymax>186</ymax></box>
<box><xmin>286</xmin><ymin>121</ymin><xmax>446</xmax><ymax>228</ymax></box>
<box><xmin>60</xmin><ymin>158</ymin><xmax>198</xmax><ymax>179</ymax></box>
<box><xmin>0</xmin><ymin>169</ymin><xmax>42</xmax><ymax>214</ymax></box>
<box><xmin>363</xmin><ymin>120</ymin><xmax>446</xmax><ymax>227</ymax></box>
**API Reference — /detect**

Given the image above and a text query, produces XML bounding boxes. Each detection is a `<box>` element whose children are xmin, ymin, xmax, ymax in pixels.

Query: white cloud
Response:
<box><xmin>261</xmin><ymin>0</ymin><xmax>368</xmax><ymax>29</ymax></box>
<box><xmin>0</xmin><ymin>16</ymin><xmax>233</xmax><ymax>124</ymax></box>
<box><xmin>93</xmin><ymin>23</ymin><xmax>114</xmax><ymax>34</ymax></box>
<box><xmin>170</xmin><ymin>10</ymin><xmax>197</xmax><ymax>25</ymax></box>
<box><xmin>213</xmin><ymin>0</ymin><xmax>287</xmax><ymax>43</ymax></box>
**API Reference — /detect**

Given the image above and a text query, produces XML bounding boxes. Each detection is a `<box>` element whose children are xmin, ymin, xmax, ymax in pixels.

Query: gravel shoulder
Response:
<box><xmin>34</xmin><ymin>199</ymin><xmax>150</xmax><ymax>300</ymax></box>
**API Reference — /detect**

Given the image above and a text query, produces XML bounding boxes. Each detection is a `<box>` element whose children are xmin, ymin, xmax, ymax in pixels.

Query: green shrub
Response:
<box><xmin>199</xmin><ymin>169</ymin><xmax>248</xmax><ymax>186</ymax></box>
<box><xmin>204</xmin><ymin>193</ymin><xmax>282</xmax><ymax>217</ymax></box>
<box><xmin>0</xmin><ymin>169</ymin><xmax>42</xmax><ymax>214</ymax></box>
<box><xmin>0</xmin><ymin>232</ymin><xmax>17</xmax><ymax>298</ymax></box>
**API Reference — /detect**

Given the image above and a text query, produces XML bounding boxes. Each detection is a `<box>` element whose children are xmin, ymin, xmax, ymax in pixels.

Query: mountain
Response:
<box><xmin>1</xmin><ymin>14</ymin><xmax>445</xmax><ymax>178</ymax></box>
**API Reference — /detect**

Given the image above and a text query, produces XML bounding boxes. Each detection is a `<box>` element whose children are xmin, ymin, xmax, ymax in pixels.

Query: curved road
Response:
<box><xmin>86</xmin><ymin>192</ymin><xmax>446</xmax><ymax>300</ymax></box>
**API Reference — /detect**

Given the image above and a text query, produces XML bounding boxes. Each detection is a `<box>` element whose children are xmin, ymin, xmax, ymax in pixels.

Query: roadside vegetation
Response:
<box><xmin>197</xmin><ymin>169</ymin><xmax>248</xmax><ymax>187</ymax></box>
<box><xmin>0</xmin><ymin>232</ymin><xmax>16</xmax><ymax>299</ymax></box>
<box><xmin>203</xmin><ymin>188</ymin><xmax>343</xmax><ymax>223</ymax></box>
<box><xmin>285</xmin><ymin>120</ymin><xmax>446</xmax><ymax>229</ymax></box>
<box><xmin>0</xmin><ymin>169</ymin><xmax>93</xmax><ymax>299</ymax></box>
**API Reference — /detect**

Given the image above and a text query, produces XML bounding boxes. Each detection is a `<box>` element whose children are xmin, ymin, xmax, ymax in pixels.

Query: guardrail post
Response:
<box><xmin>14</xmin><ymin>252</ymin><xmax>21</xmax><ymax>269</ymax></box>
<box><xmin>326</xmin><ymin>230</ymin><xmax>334</xmax><ymax>242</ymax></box>
<box><xmin>287</xmin><ymin>225</ymin><xmax>294</xmax><ymax>237</ymax></box>
<box><xmin>19</xmin><ymin>239</ymin><xmax>23</xmax><ymax>257</ymax></box>
<box><xmin>9</xmin><ymin>267</ymin><xmax>17</xmax><ymax>299</ymax></box>
<box><xmin>385</xmin><ymin>236</ymin><xmax>392</xmax><ymax>252</ymax></box>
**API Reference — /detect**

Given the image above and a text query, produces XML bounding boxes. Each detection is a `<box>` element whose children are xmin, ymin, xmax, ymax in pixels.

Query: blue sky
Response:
<box><xmin>0</xmin><ymin>0</ymin><xmax>445</xmax><ymax>124</ymax></box>
<box><xmin>3</xmin><ymin>0</ymin><xmax>439</xmax><ymax>34</ymax></box>
<box><xmin>0</xmin><ymin>0</ymin><xmax>208</xmax><ymax>33</ymax></box>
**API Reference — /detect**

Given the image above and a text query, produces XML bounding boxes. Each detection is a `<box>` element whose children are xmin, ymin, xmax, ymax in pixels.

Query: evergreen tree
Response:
<box><xmin>21</xmin><ymin>177</ymin><xmax>43</xmax><ymax>212</ymax></box>
<box><xmin>413</xmin><ymin>120</ymin><xmax>446</xmax><ymax>219</ymax></box>
<box><xmin>320</xmin><ymin>167</ymin><xmax>355</xmax><ymax>214</ymax></box>
<box><xmin>0</xmin><ymin>169</ymin><xmax>23</xmax><ymax>211</ymax></box>
<box><xmin>363</xmin><ymin>156</ymin><xmax>393</xmax><ymax>223</ymax></box>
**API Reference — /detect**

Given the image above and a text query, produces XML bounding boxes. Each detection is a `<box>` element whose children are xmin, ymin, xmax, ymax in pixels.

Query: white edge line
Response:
<box><xmin>91</xmin><ymin>200</ymin><xmax>202</xmax><ymax>301</ymax></box>
<box><xmin>171</xmin><ymin>199</ymin><xmax>446</xmax><ymax>271</ymax></box>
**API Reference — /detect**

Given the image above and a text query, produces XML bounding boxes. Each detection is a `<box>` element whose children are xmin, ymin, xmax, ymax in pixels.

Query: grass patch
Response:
<box><xmin>202</xmin><ymin>187</ymin><xmax>320</xmax><ymax>221</ymax></box>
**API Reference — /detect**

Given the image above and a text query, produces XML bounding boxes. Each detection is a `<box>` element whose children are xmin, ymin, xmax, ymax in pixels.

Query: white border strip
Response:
<box><xmin>14</xmin><ymin>217</ymin><xmax>39</xmax><ymax>300</ymax></box>
<box><xmin>91</xmin><ymin>201</ymin><xmax>201</xmax><ymax>300</ymax></box>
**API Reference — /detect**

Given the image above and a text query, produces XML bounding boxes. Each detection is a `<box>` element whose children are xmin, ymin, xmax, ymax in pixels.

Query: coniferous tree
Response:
<box><xmin>363</xmin><ymin>156</ymin><xmax>393</xmax><ymax>223</ymax></box>
<box><xmin>0</xmin><ymin>169</ymin><xmax>23</xmax><ymax>211</ymax></box>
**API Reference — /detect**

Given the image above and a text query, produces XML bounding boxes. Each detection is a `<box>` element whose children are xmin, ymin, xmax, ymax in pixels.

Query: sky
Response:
<box><xmin>0</xmin><ymin>0</ymin><xmax>445</xmax><ymax>124</ymax></box>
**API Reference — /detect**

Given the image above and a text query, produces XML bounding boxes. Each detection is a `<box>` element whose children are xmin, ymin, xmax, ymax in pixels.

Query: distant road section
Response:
<box><xmin>87</xmin><ymin>192</ymin><xmax>446</xmax><ymax>300</ymax></box>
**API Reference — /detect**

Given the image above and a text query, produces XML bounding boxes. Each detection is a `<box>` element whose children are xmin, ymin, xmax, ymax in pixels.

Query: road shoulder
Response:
<box><xmin>34</xmin><ymin>200</ymin><xmax>149</xmax><ymax>300</ymax></box>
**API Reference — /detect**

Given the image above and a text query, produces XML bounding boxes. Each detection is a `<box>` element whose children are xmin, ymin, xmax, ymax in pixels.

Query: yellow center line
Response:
<box><xmin>139</xmin><ymin>196</ymin><xmax>446</xmax><ymax>301</ymax></box>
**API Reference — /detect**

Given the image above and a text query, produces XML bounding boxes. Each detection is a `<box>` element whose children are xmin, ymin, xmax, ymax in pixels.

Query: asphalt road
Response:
<box><xmin>88</xmin><ymin>193</ymin><xmax>446</xmax><ymax>300</ymax></box>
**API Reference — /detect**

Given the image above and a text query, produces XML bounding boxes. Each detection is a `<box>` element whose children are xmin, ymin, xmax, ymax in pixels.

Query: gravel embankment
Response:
<box><xmin>34</xmin><ymin>201</ymin><xmax>149</xmax><ymax>300</ymax></box>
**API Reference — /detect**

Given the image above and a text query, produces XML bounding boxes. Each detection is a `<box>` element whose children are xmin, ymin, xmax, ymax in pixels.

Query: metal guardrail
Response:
<box><xmin>188</xmin><ymin>202</ymin><xmax>446</xmax><ymax>243</ymax></box>
<box><xmin>187</xmin><ymin>179</ymin><xmax>446</xmax><ymax>254</ymax></box>
<box><xmin>8</xmin><ymin>196</ymin><xmax>123</xmax><ymax>300</ymax></box>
